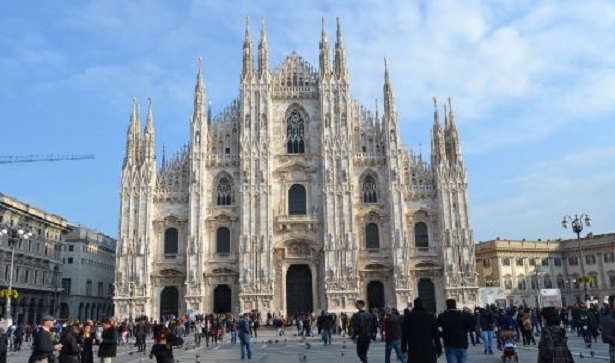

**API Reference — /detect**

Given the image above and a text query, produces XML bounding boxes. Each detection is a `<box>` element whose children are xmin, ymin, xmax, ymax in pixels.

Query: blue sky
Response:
<box><xmin>1</xmin><ymin>0</ymin><xmax>614</xmax><ymax>242</ymax></box>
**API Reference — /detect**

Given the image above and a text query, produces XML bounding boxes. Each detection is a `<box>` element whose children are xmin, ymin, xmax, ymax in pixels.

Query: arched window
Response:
<box><xmin>365</xmin><ymin>223</ymin><xmax>380</xmax><ymax>249</ymax></box>
<box><xmin>216</xmin><ymin>227</ymin><xmax>230</xmax><ymax>254</ymax></box>
<box><xmin>608</xmin><ymin>271</ymin><xmax>615</xmax><ymax>288</ymax></box>
<box><xmin>288</xmin><ymin>184</ymin><xmax>307</xmax><ymax>215</ymax></box>
<box><xmin>517</xmin><ymin>275</ymin><xmax>526</xmax><ymax>290</ymax></box>
<box><xmin>216</xmin><ymin>177</ymin><xmax>232</xmax><ymax>205</ymax></box>
<box><xmin>164</xmin><ymin>228</ymin><xmax>179</xmax><ymax>255</ymax></box>
<box><xmin>544</xmin><ymin>275</ymin><xmax>553</xmax><ymax>289</ymax></box>
<box><xmin>504</xmin><ymin>275</ymin><xmax>512</xmax><ymax>290</ymax></box>
<box><xmin>286</xmin><ymin>110</ymin><xmax>305</xmax><ymax>153</ymax></box>
<box><xmin>414</xmin><ymin>222</ymin><xmax>429</xmax><ymax>248</ymax></box>
<box><xmin>362</xmin><ymin>175</ymin><xmax>378</xmax><ymax>203</ymax></box>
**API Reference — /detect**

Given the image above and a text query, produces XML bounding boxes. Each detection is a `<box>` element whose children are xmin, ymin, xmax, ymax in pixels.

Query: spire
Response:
<box><xmin>444</xmin><ymin>97</ymin><xmax>462</xmax><ymax>163</ymax></box>
<box><xmin>207</xmin><ymin>100</ymin><xmax>212</xmax><ymax>127</ymax></box>
<box><xmin>383</xmin><ymin>58</ymin><xmax>395</xmax><ymax>118</ymax></box>
<box><xmin>193</xmin><ymin>57</ymin><xmax>206</xmax><ymax>122</ymax></box>
<box><xmin>143</xmin><ymin>97</ymin><xmax>155</xmax><ymax>161</ymax></box>
<box><xmin>333</xmin><ymin>17</ymin><xmax>347</xmax><ymax>79</ymax></box>
<box><xmin>319</xmin><ymin>17</ymin><xmax>330</xmax><ymax>77</ymax></box>
<box><xmin>258</xmin><ymin>17</ymin><xmax>268</xmax><ymax>77</ymax></box>
<box><xmin>161</xmin><ymin>143</ymin><xmax>166</xmax><ymax>171</ymax></box>
<box><xmin>374</xmin><ymin>98</ymin><xmax>379</xmax><ymax>127</ymax></box>
<box><xmin>124</xmin><ymin>98</ymin><xmax>141</xmax><ymax>167</ymax></box>
<box><xmin>431</xmin><ymin>97</ymin><xmax>446</xmax><ymax>166</ymax></box>
<box><xmin>242</xmin><ymin>16</ymin><xmax>254</xmax><ymax>80</ymax></box>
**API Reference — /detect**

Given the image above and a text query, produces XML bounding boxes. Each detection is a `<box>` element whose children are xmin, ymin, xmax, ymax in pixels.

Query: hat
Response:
<box><xmin>41</xmin><ymin>315</ymin><xmax>55</xmax><ymax>322</ymax></box>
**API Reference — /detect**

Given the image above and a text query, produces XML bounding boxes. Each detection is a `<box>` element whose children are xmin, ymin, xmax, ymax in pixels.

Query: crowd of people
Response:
<box><xmin>0</xmin><ymin>295</ymin><xmax>613</xmax><ymax>363</ymax></box>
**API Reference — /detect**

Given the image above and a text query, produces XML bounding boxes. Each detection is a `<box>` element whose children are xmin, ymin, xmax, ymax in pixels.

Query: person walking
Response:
<box><xmin>351</xmin><ymin>299</ymin><xmax>373</xmax><ymax>363</ymax></box>
<box><xmin>194</xmin><ymin>320</ymin><xmax>203</xmax><ymax>347</ymax></box>
<box><xmin>79</xmin><ymin>324</ymin><xmax>95</xmax><ymax>363</ymax></box>
<box><xmin>29</xmin><ymin>315</ymin><xmax>63</xmax><ymax>363</ymax></box>
<box><xmin>149</xmin><ymin>325</ymin><xmax>176</xmax><ymax>363</ymax></box>
<box><xmin>601</xmin><ymin>295</ymin><xmax>615</xmax><ymax>363</ymax></box>
<box><xmin>58</xmin><ymin>322</ymin><xmax>81</xmax><ymax>363</ymax></box>
<box><xmin>135</xmin><ymin>319</ymin><xmax>147</xmax><ymax>352</ymax></box>
<box><xmin>401</xmin><ymin>297</ymin><xmax>441</xmax><ymax>363</ymax></box>
<box><xmin>0</xmin><ymin>327</ymin><xmax>8</xmax><ymax>363</ymax></box>
<box><xmin>537</xmin><ymin>307</ymin><xmax>575</xmax><ymax>363</ymax></box>
<box><xmin>238</xmin><ymin>313</ymin><xmax>252</xmax><ymax>360</ymax></box>
<box><xmin>437</xmin><ymin>299</ymin><xmax>474</xmax><ymax>363</ymax></box>
<box><xmin>97</xmin><ymin>318</ymin><xmax>117</xmax><ymax>363</ymax></box>
<box><xmin>383</xmin><ymin>307</ymin><xmax>405</xmax><ymax>363</ymax></box>
<box><xmin>479</xmin><ymin>308</ymin><xmax>494</xmax><ymax>354</ymax></box>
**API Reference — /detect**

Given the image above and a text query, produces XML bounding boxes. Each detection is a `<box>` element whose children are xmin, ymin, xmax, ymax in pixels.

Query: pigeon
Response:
<box><xmin>590</xmin><ymin>351</ymin><xmax>595</xmax><ymax>357</ymax></box>
<box><xmin>580</xmin><ymin>353</ymin><xmax>584</xmax><ymax>358</ymax></box>
<box><xmin>306</xmin><ymin>343</ymin><xmax>311</xmax><ymax>349</ymax></box>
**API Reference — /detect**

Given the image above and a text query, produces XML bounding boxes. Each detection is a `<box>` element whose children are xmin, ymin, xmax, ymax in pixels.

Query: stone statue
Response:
<box><xmin>346</xmin><ymin>233</ymin><xmax>353</xmax><ymax>251</ymax></box>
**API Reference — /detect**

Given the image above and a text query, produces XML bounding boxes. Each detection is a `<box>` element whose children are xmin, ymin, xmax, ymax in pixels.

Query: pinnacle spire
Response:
<box><xmin>319</xmin><ymin>17</ymin><xmax>330</xmax><ymax>76</ymax></box>
<box><xmin>124</xmin><ymin>98</ymin><xmax>141</xmax><ymax>167</ymax></box>
<box><xmin>258</xmin><ymin>17</ymin><xmax>269</xmax><ymax>76</ymax></box>
<box><xmin>193</xmin><ymin>57</ymin><xmax>206</xmax><ymax>120</ymax></box>
<box><xmin>143</xmin><ymin>97</ymin><xmax>155</xmax><ymax>161</ymax></box>
<box><xmin>242</xmin><ymin>16</ymin><xmax>254</xmax><ymax>80</ymax></box>
<box><xmin>383</xmin><ymin>58</ymin><xmax>395</xmax><ymax>118</ymax></box>
<box><xmin>333</xmin><ymin>17</ymin><xmax>347</xmax><ymax>79</ymax></box>
<box><xmin>433</xmin><ymin>96</ymin><xmax>440</xmax><ymax>126</ymax></box>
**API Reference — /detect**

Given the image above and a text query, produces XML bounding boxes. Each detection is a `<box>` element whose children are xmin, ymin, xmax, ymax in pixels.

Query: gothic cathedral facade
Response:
<box><xmin>114</xmin><ymin>19</ymin><xmax>478</xmax><ymax>319</ymax></box>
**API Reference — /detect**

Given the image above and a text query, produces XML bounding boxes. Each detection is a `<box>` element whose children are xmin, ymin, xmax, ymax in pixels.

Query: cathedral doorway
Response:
<box><xmin>367</xmin><ymin>281</ymin><xmax>385</xmax><ymax>310</ymax></box>
<box><xmin>213</xmin><ymin>285</ymin><xmax>232</xmax><ymax>313</ymax></box>
<box><xmin>160</xmin><ymin>287</ymin><xmax>179</xmax><ymax>319</ymax></box>
<box><xmin>286</xmin><ymin>264</ymin><xmax>313</xmax><ymax>315</ymax></box>
<box><xmin>418</xmin><ymin>278</ymin><xmax>436</xmax><ymax>313</ymax></box>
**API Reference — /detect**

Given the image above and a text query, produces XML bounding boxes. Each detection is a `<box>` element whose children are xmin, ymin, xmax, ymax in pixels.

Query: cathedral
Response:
<box><xmin>114</xmin><ymin>18</ymin><xmax>478</xmax><ymax>320</ymax></box>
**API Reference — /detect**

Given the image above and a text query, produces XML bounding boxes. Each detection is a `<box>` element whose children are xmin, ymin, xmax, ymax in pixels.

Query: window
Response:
<box><xmin>554</xmin><ymin>258</ymin><xmax>562</xmax><ymax>267</ymax></box>
<box><xmin>557</xmin><ymin>275</ymin><xmax>565</xmax><ymax>289</ymax></box>
<box><xmin>414</xmin><ymin>222</ymin><xmax>429</xmax><ymax>248</ymax></box>
<box><xmin>502</xmin><ymin>258</ymin><xmax>511</xmax><ymax>266</ymax></box>
<box><xmin>365</xmin><ymin>223</ymin><xmax>380</xmax><ymax>249</ymax></box>
<box><xmin>541</xmin><ymin>258</ymin><xmax>549</xmax><ymax>267</ymax></box>
<box><xmin>164</xmin><ymin>228</ymin><xmax>179</xmax><ymax>255</ymax></box>
<box><xmin>530</xmin><ymin>276</ymin><xmax>538</xmax><ymax>289</ymax></box>
<box><xmin>216</xmin><ymin>227</ymin><xmax>231</xmax><ymax>254</ymax></box>
<box><xmin>609</xmin><ymin>272</ymin><xmax>615</xmax><ymax>288</ymax></box>
<box><xmin>361</xmin><ymin>175</ymin><xmax>378</xmax><ymax>203</ymax></box>
<box><xmin>288</xmin><ymin>184</ymin><xmax>307</xmax><ymax>215</ymax></box>
<box><xmin>572</xmin><ymin>275</ymin><xmax>580</xmax><ymax>289</ymax></box>
<box><xmin>604</xmin><ymin>252</ymin><xmax>615</xmax><ymax>263</ymax></box>
<box><xmin>517</xmin><ymin>275</ymin><xmax>526</xmax><ymax>290</ymax></box>
<box><xmin>544</xmin><ymin>276</ymin><xmax>553</xmax><ymax>288</ymax></box>
<box><xmin>98</xmin><ymin>282</ymin><xmax>104</xmax><ymax>297</ymax></box>
<box><xmin>68</xmin><ymin>245</ymin><xmax>74</xmax><ymax>252</ymax></box>
<box><xmin>62</xmin><ymin>278</ymin><xmax>72</xmax><ymax>295</ymax></box>
<box><xmin>67</xmin><ymin>257</ymin><xmax>73</xmax><ymax>264</ymax></box>
<box><xmin>25</xmin><ymin>269</ymin><xmax>30</xmax><ymax>284</ymax></box>
<box><xmin>216</xmin><ymin>176</ymin><xmax>233</xmax><ymax>205</ymax></box>
<box><xmin>482</xmin><ymin>259</ymin><xmax>491</xmax><ymax>268</ymax></box>
<box><xmin>516</xmin><ymin>258</ymin><xmax>524</xmax><ymax>266</ymax></box>
<box><xmin>86</xmin><ymin>280</ymin><xmax>92</xmax><ymax>296</ymax></box>
<box><xmin>286</xmin><ymin>110</ymin><xmax>305</xmax><ymax>153</ymax></box>
<box><xmin>529</xmin><ymin>258</ymin><xmax>536</xmax><ymax>266</ymax></box>
<box><xmin>504</xmin><ymin>275</ymin><xmax>512</xmax><ymax>290</ymax></box>
<box><xmin>568</xmin><ymin>256</ymin><xmax>578</xmax><ymax>266</ymax></box>
<box><xmin>586</xmin><ymin>255</ymin><xmax>596</xmax><ymax>265</ymax></box>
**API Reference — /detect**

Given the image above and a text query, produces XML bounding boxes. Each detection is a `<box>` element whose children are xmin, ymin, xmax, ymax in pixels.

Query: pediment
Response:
<box><xmin>210</xmin><ymin>267</ymin><xmax>238</xmax><ymax>275</ymax></box>
<box><xmin>277</xmin><ymin>162</ymin><xmax>313</xmax><ymax>174</ymax></box>
<box><xmin>158</xmin><ymin>269</ymin><xmax>184</xmax><ymax>276</ymax></box>
<box><xmin>414</xmin><ymin>261</ymin><xmax>440</xmax><ymax>269</ymax></box>
<box><xmin>363</xmin><ymin>263</ymin><xmax>390</xmax><ymax>271</ymax></box>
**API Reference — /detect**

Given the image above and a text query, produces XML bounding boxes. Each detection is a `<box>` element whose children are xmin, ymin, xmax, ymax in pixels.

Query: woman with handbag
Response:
<box><xmin>537</xmin><ymin>307</ymin><xmax>575</xmax><ymax>363</ymax></box>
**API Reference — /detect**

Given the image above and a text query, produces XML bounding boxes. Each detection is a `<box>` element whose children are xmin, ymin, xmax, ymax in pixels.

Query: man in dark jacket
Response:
<box><xmin>135</xmin><ymin>319</ymin><xmax>147</xmax><ymax>352</ymax></box>
<box><xmin>0</xmin><ymin>327</ymin><xmax>7</xmax><ymax>363</ymax></box>
<box><xmin>437</xmin><ymin>299</ymin><xmax>474</xmax><ymax>363</ymax></box>
<box><xmin>58</xmin><ymin>322</ymin><xmax>81</xmax><ymax>363</ymax></box>
<box><xmin>97</xmin><ymin>318</ymin><xmax>117</xmax><ymax>362</ymax></box>
<box><xmin>479</xmin><ymin>308</ymin><xmax>495</xmax><ymax>354</ymax></box>
<box><xmin>351</xmin><ymin>300</ymin><xmax>373</xmax><ymax>363</ymax></box>
<box><xmin>401</xmin><ymin>298</ymin><xmax>442</xmax><ymax>363</ymax></box>
<box><xmin>383</xmin><ymin>307</ymin><xmax>404</xmax><ymax>363</ymax></box>
<box><xmin>601</xmin><ymin>295</ymin><xmax>615</xmax><ymax>362</ymax></box>
<box><xmin>29</xmin><ymin>315</ymin><xmax>62</xmax><ymax>363</ymax></box>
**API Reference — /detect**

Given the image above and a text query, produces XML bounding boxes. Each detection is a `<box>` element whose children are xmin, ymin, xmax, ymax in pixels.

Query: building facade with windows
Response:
<box><xmin>60</xmin><ymin>226</ymin><xmax>116</xmax><ymax>321</ymax></box>
<box><xmin>0</xmin><ymin>193</ymin><xmax>69</xmax><ymax>325</ymax></box>
<box><xmin>114</xmin><ymin>19</ymin><xmax>477</xmax><ymax>319</ymax></box>
<box><xmin>475</xmin><ymin>234</ymin><xmax>615</xmax><ymax>307</ymax></box>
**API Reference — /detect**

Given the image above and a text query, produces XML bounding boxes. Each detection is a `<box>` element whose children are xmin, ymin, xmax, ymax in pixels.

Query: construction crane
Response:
<box><xmin>0</xmin><ymin>154</ymin><xmax>95</xmax><ymax>165</ymax></box>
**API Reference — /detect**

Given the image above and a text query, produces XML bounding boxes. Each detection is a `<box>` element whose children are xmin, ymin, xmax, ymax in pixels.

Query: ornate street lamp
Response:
<box><xmin>561</xmin><ymin>214</ymin><xmax>591</xmax><ymax>302</ymax></box>
<box><xmin>0</xmin><ymin>223</ymin><xmax>33</xmax><ymax>322</ymax></box>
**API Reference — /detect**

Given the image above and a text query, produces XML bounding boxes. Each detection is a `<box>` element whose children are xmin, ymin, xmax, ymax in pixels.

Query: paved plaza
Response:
<box><xmin>4</xmin><ymin>327</ymin><xmax>612</xmax><ymax>363</ymax></box>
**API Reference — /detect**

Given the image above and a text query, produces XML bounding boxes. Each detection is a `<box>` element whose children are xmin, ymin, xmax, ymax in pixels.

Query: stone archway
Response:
<box><xmin>160</xmin><ymin>287</ymin><xmax>179</xmax><ymax>319</ymax></box>
<box><xmin>213</xmin><ymin>285</ymin><xmax>232</xmax><ymax>313</ymax></box>
<box><xmin>367</xmin><ymin>280</ymin><xmax>385</xmax><ymax>310</ymax></box>
<box><xmin>418</xmin><ymin>278</ymin><xmax>436</xmax><ymax>313</ymax></box>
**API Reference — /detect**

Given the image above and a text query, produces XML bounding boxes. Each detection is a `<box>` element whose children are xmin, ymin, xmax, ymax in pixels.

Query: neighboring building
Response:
<box><xmin>115</xmin><ymin>19</ymin><xmax>477</xmax><ymax>319</ymax></box>
<box><xmin>0</xmin><ymin>193</ymin><xmax>69</xmax><ymax>325</ymax></box>
<box><xmin>475</xmin><ymin>233</ymin><xmax>615</xmax><ymax>307</ymax></box>
<box><xmin>60</xmin><ymin>225</ymin><xmax>116</xmax><ymax>321</ymax></box>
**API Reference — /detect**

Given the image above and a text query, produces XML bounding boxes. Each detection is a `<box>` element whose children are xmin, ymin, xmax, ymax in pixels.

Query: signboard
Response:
<box><xmin>540</xmin><ymin>289</ymin><xmax>562</xmax><ymax>308</ymax></box>
<box><xmin>478</xmin><ymin>287</ymin><xmax>506</xmax><ymax>307</ymax></box>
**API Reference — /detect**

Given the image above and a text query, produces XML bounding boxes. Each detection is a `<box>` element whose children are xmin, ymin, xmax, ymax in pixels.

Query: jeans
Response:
<box><xmin>240</xmin><ymin>339</ymin><xmax>252</xmax><ymax>360</ymax></box>
<box><xmin>356</xmin><ymin>336</ymin><xmax>371</xmax><ymax>363</ymax></box>
<box><xmin>231</xmin><ymin>331</ymin><xmax>237</xmax><ymax>344</ymax></box>
<box><xmin>445</xmin><ymin>347</ymin><xmax>468</xmax><ymax>363</ymax></box>
<box><xmin>322</xmin><ymin>328</ymin><xmax>332</xmax><ymax>345</ymax></box>
<box><xmin>482</xmin><ymin>330</ymin><xmax>493</xmax><ymax>353</ymax></box>
<box><xmin>385</xmin><ymin>339</ymin><xmax>405</xmax><ymax>363</ymax></box>
<box><xmin>195</xmin><ymin>332</ymin><xmax>201</xmax><ymax>346</ymax></box>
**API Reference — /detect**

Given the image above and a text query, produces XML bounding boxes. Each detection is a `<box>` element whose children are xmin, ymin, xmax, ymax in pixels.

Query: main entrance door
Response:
<box><xmin>367</xmin><ymin>281</ymin><xmax>385</xmax><ymax>310</ymax></box>
<box><xmin>213</xmin><ymin>285</ymin><xmax>232</xmax><ymax>313</ymax></box>
<box><xmin>160</xmin><ymin>287</ymin><xmax>179</xmax><ymax>319</ymax></box>
<box><xmin>286</xmin><ymin>264</ymin><xmax>313</xmax><ymax>315</ymax></box>
<box><xmin>418</xmin><ymin>278</ymin><xmax>436</xmax><ymax>313</ymax></box>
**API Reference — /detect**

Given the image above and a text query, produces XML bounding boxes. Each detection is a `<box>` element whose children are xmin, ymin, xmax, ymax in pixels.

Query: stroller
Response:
<box><xmin>498</xmin><ymin>329</ymin><xmax>518</xmax><ymax>362</ymax></box>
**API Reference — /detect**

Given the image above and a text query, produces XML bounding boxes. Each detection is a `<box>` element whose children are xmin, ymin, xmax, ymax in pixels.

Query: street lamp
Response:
<box><xmin>561</xmin><ymin>214</ymin><xmax>591</xmax><ymax>301</ymax></box>
<box><xmin>0</xmin><ymin>223</ymin><xmax>33</xmax><ymax>322</ymax></box>
<box><xmin>533</xmin><ymin>266</ymin><xmax>544</xmax><ymax>308</ymax></box>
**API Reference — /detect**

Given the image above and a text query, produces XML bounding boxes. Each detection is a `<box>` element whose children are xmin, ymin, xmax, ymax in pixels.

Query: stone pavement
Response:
<box><xmin>5</xmin><ymin>327</ymin><xmax>611</xmax><ymax>362</ymax></box>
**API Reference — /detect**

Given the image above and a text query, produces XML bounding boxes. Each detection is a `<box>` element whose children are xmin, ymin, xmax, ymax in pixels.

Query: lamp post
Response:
<box><xmin>561</xmin><ymin>214</ymin><xmax>591</xmax><ymax>301</ymax></box>
<box><xmin>0</xmin><ymin>223</ymin><xmax>33</xmax><ymax>322</ymax></box>
<box><xmin>533</xmin><ymin>266</ymin><xmax>544</xmax><ymax>308</ymax></box>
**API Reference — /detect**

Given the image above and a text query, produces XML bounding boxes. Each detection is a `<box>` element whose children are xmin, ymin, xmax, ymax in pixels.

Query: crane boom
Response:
<box><xmin>0</xmin><ymin>154</ymin><xmax>95</xmax><ymax>164</ymax></box>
